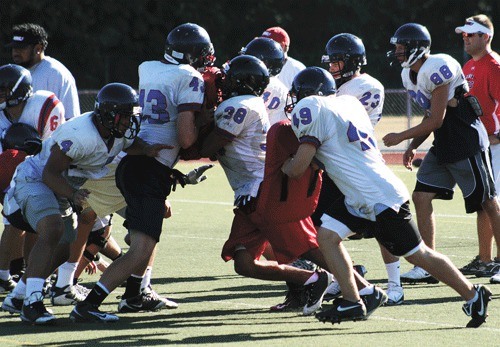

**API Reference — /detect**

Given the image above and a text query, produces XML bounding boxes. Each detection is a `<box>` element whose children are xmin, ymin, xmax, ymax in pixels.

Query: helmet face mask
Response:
<box><xmin>221</xmin><ymin>55</ymin><xmax>270</xmax><ymax>99</ymax></box>
<box><xmin>321</xmin><ymin>33</ymin><xmax>367</xmax><ymax>87</ymax></box>
<box><xmin>240</xmin><ymin>37</ymin><xmax>285</xmax><ymax>77</ymax></box>
<box><xmin>0</xmin><ymin>64</ymin><xmax>32</xmax><ymax>111</ymax></box>
<box><xmin>94</xmin><ymin>83</ymin><xmax>142</xmax><ymax>139</ymax></box>
<box><xmin>164</xmin><ymin>23</ymin><xmax>215</xmax><ymax>68</ymax></box>
<box><xmin>285</xmin><ymin>66</ymin><xmax>337</xmax><ymax>114</ymax></box>
<box><xmin>387</xmin><ymin>23</ymin><xmax>431</xmax><ymax>68</ymax></box>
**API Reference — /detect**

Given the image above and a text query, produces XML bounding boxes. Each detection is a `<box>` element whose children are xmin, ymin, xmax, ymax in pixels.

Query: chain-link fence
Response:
<box><xmin>78</xmin><ymin>89</ymin><xmax>433</xmax><ymax>152</ymax></box>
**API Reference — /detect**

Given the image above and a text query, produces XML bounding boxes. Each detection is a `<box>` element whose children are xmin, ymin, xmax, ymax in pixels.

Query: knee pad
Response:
<box><xmin>87</xmin><ymin>227</ymin><xmax>108</xmax><ymax>249</ymax></box>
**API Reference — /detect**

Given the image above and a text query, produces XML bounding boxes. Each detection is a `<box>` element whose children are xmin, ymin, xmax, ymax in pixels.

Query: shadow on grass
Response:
<box><xmin>24</xmin><ymin>321</ymin><xmax>467</xmax><ymax>346</ymax></box>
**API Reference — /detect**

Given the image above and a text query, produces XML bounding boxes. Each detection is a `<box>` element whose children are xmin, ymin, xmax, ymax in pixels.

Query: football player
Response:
<box><xmin>0</xmin><ymin>64</ymin><xmax>64</xmax><ymax>298</ymax></box>
<box><xmin>200</xmin><ymin>55</ymin><xmax>336</xmax><ymax>316</ymax></box>
<box><xmin>318</xmin><ymin>33</ymin><xmax>404</xmax><ymax>306</ymax></box>
<box><xmin>261</xmin><ymin>27</ymin><xmax>306</xmax><ymax>91</ymax></box>
<box><xmin>383</xmin><ymin>23</ymin><xmax>500</xmax><ymax>288</ymax></box>
<box><xmin>284</xmin><ymin>66</ymin><xmax>492</xmax><ymax>328</ymax></box>
<box><xmin>70</xmin><ymin>23</ymin><xmax>213</xmax><ymax>323</ymax></box>
<box><xmin>240</xmin><ymin>37</ymin><xmax>289</xmax><ymax>125</ymax></box>
<box><xmin>3</xmin><ymin>82</ymin><xmax>168</xmax><ymax>325</ymax></box>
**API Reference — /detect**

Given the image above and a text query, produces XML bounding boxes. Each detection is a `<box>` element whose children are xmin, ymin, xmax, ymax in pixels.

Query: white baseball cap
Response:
<box><xmin>455</xmin><ymin>19</ymin><xmax>493</xmax><ymax>36</ymax></box>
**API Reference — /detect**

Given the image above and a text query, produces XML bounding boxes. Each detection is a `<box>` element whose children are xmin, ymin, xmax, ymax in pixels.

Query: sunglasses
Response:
<box><xmin>462</xmin><ymin>32</ymin><xmax>484</xmax><ymax>38</ymax></box>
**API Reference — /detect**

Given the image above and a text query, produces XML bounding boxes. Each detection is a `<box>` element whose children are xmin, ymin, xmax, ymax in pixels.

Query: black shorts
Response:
<box><xmin>373</xmin><ymin>202</ymin><xmax>422</xmax><ymax>257</ymax></box>
<box><xmin>322</xmin><ymin>194</ymin><xmax>376</xmax><ymax>238</ymax></box>
<box><xmin>3</xmin><ymin>209</ymin><xmax>36</xmax><ymax>234</ymax></box>
<box><xmin>115</xmin><ymin>155</ymin><xmax>174</xmax><ymax>242</ymax></box>
<box><xmin>311</xmin><ymin>172</ymin><xmax>343</xmax><ymax>227</ymax></box>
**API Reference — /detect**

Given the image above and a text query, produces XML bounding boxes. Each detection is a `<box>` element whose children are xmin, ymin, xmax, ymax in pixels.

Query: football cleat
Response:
<box><xmin>270</xmin><ymin>287</ymin><xmax>305</xmax><ymax>312</ymax></box>
<box><xmin>315</xmin><ymin>298</ymin><xmax>367</xmax><ymax>324</ymax></box>
<box><xmin>2</xmin><ymin>292</ymin><xmax>24</xmax><ymax>314</ymax></box>
<box><xmin>50</xmin><ymin>285</ymin><xmax>86</xmax><ymax>306</ymax></box>
<box><xmin>490</xmin><ymin>272</ymin><xmax>500</xmax><ymax>284</ymax></box>
<box><xmin>362</xmin><ymin>286</ymin><xmax>388</xmax><ymax>317</ymax></box>
<box><xmin>70</xmin><ymin>302</ymin><xmax>119</xmax><ymax>323</ymax></box>
<box><xmin>385</xmin><ymin>283</ymin><xmax>404</xmax><ymax>306</ymax></box>
<box><xmin>0</xmin><ymin>277</ymin><xmax>16</xmax><ymax>293</ymax></box>
<box><xmin>462</xmin><ymin>284</ymin><xmax>492</xmax><ymax>328</ymax></box>
<box><xmin>323</xmin><ymin>281</ymin><xmax>342</xmax><ymax>302</ymax></box>
<box><xmin>400</xmin><ymin>266</ymin><xmax>438</xmax><ymax>284</ymax></box>
<box><xmin>459</xmin><ymin>255</ymin><xmax>487</xmax><ymax>276</ymax></box>
<box><xmin>474</xmin><ymin>258</ymin><xmax>500</xmax><ymax>278</ymax></box>
<box><xmin>118</xmin><ymin>286</ymin><xmax>177</xmax><ymax>313</ymax></box>
<box><xmin>303</xmin><ymin>271</ymin><xmax>332</xmax><ymax>316</ymax></box>
<box><xmin>20</xmin><ymin>292</ymin><xmax>56</xmax><ymax>325</ymax></box>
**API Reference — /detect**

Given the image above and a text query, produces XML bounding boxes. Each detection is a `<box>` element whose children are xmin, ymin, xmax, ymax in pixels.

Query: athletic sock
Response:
<box><xmin>84</xmin><ymin>282</ymin><xmax>110</xmax><ymax>306</ymax></box>
<box><xmin>303</xmin><ymin>272</ymin><xmax>319</xmax><ymax>285</ymax></box>
<box><xmin>9</xmin><ymin>257</ymin><xmax>25</xmax><ymax>276</ymax></box>
<box><xmin>359</xmin><ymin>284</ymin><xmax>374</xmax><ymax>296</ymax></box>
<box><xmin>385</xmin><ymin>261</ymin><xmax>401</xmax><ymax>287</ymax></box>
<box><xmin>140</xmin><ymin>267</ymin><xmax>152</xmax><ymax>291</ymax></box>
<box><xmin>11</xmin><ymin>278</ymin><xmax>26</xmax><ymax>297</ymax></box>
<box><xmin>55</xmin><ymin>262</ymin><xmax>78</xmax><ymax>288</ymax></box>
<box><xmin>25</xmin><ymin>277</ymin><xmax>46</xmax><ymax>299</ymax></box>
<box><xmin>123</xmin><ymin>275</ymin><xmax>143</xmax><ymax>299</ymax></box>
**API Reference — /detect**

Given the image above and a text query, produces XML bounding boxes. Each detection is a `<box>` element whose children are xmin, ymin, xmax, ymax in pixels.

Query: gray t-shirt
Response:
<box><xmin>30</xmin><ymin>56</ymin><xmax>80</xmax><ymax>120</ymax></box>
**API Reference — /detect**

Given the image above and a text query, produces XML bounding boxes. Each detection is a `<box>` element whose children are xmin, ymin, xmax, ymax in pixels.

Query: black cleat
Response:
<box><xmin>20</xmin><ymin>292</ymin><xmax>56</xmax><ymax>325</ymax></box>
<box><xmin>70</xmin><ymin>302</ymin><xmax>119</xmax><ymax>323</ymax></box>
<box><xmin>362</xmin><ymin>286</ymin><xmax>388</xmax><ymax>317</ymax></box>
<box><xmin>462</xmin><ymin>284</ymin><xmax>493</xmax><ymax>328</ymax></box>
<box><xmin>0</xmin><ymin>277</ymin><xmax>16</xmax><ymax>293</ymax></box>
<box><xmin>303</xmin><ymin>271</ymin><xmax>332</xmax><ymax>316</ymax></box>
<box><xmin>315</xmin><ymin>298</ymin><xmax>367</xmax><ymax>324</ymax></box>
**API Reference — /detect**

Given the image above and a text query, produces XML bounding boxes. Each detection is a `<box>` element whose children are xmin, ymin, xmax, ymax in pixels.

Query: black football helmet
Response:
<box><xmin>321</xmin><ymin>33</ymin><xmax>367</xmax><ymax>87</ymax></box>
<box><xmin>387</xmin><ymin>23</ymin><xmax>431</xmax><ymax>68</ymax></box>
<box><xmin>285</xmin><ymin>67</ymin><xmax>336</xmax><ymax>113</ymax></box>
<box><xmin>239</xmin><ymin>37</ymin><xmax>285</xmax><ymax>77</ymax></box>
<box><xmin>0</xmin><ymin>64</ymin><xmax>32</xmax><ymax>111</ymax></box>
<box><xmin>222</xmin><ymin>55</ymin><xmax>270</xmax><ymax>99</ymax></box>
<box><xmin>94</xmin><ymin>83</ymin><xmax>141</xmax><ymax>139</ymax></box>
<box><xmin>1</xmin><ymin>122</ymin><xmax>41</xmax><ymax>155</ymax></box>
<box><xmin>164</xmin><ymin>23</ymin><xmax>215</xmax><ymax>68</ymax></box>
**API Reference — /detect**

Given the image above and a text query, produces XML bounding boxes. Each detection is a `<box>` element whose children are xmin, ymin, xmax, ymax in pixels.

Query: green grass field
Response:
<box><xmin>0</xmin><ymin>162</ymin><xmax>498</xmax><ymax>346</ymax></box>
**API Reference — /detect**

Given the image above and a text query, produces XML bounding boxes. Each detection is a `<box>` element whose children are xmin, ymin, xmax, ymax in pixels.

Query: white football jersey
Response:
<box><xmin>263</xmin><ymin>76</ymin><xmax>289</xmax><ymax>125</ymax></box>
<box><xmin>277</xmin><ymin>56</ymin><xmax>306</xmax><ymax>91</ymax></box>
<box><xmin>338</xmin><ymin>73</ymin><xmax>384</xmax><ymax>127</ymax></box>
<box><xmin>20</xmin><ymin>112</ymin><xmax>134</xmax><ymax>182</ymax></box>
<box><xmin>30</xmin><ymin>56</ymin><xmax>80</xmax><ymax>120</ymax></box>
<box><xmin>215</xmin><ymin>95</ymin><xmax>269</xmax><ymax>200</ymax></box>
<box><xmin>0</xmin><ymin>90</ymin><xmax>65</xmax><ymax>152</ymax></box>
<box><xmin>401</xmin><ymin>54</ymin><xmax>467</xmax><ymax>110</ymax></box>
<box><xmin>138</xmin><ymin>61</ymin><xmax>204</xmax><ymax>168</ymax></box>
<box><xmin>290</xmin><ymin>95</ymin><xmax>409</xmax><ymax>221</ymax></box>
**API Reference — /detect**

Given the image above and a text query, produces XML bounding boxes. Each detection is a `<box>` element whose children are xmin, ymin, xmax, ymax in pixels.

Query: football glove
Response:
<box><xmin>171</xmin><ymin>164</ymin><xmax>214</xmax><ymax>191</ymax></box>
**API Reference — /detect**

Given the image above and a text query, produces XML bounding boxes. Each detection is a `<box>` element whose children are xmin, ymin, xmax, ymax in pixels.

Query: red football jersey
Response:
<box><xmin>463</xmin><ymin>52</ymin><xmax>500</xmax><ymax>135</ymax></box>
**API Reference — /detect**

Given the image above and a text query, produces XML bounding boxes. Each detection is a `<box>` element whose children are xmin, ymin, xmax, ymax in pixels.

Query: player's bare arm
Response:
<box><xmin>199</xmin><ymin>130</ymin><xmax>230</xmax><ymax>158</ymax></box>
<box><xmin>125</xmin><ymin>136</ymin><xmax>173</xmax><ymax>157</ymax></box>
<box><xmin>42</xmin><ymin>144</ymin><xmax>89</xmax><ymax>204</ymax></box>
<box><xmin>177</xmin><ymin>110</ymin><xmax>198</xmax><ymax>148</ymax></box>
<box><xmin>281</xmin><ymin>143</ymin><xmax>317</xmax><ymax>179</ymax></box>
<box><xmin>383</xmin><ymin>84</ymin><xmax>449</xmax><ymax>146</ymax></box>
